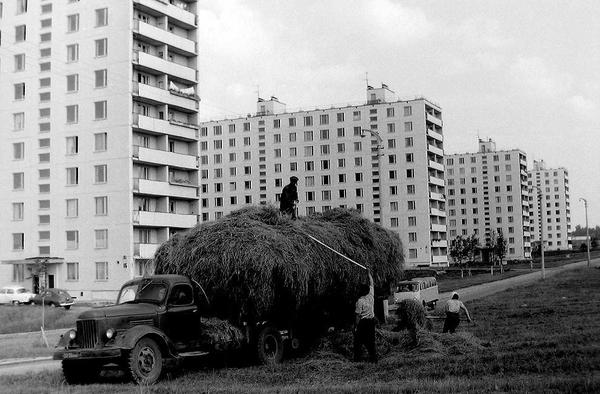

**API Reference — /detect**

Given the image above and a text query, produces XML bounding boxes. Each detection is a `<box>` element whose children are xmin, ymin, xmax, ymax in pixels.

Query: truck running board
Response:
<box><xmin>178</xmin><ymin>351</ymin><xmax>210</xmax><ymax>358</ymax></box>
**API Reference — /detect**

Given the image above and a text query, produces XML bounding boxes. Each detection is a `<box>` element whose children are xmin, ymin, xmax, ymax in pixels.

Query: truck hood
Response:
<box><xmin>78</xmin><ymin>303</ymin><xmax>158</xmax><ymax>320</ymax></box>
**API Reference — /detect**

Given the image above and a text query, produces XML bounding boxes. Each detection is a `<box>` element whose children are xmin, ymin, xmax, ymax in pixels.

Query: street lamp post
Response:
<box><xmin>580</xmin><ymin>198</ymin><xmax>591</xmax><ymax>268</ymax></box>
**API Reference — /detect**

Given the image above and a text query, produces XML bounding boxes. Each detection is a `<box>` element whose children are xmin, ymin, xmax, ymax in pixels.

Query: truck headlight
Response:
<box><xmin>105</xmin><ymin>328</ymin><xmax>115</xmax><ymax>339</ymax></box>
<box><xmin>68</xmin><ymin>330</ymin><xmax>77</xmax><ymax>340</ymax></box>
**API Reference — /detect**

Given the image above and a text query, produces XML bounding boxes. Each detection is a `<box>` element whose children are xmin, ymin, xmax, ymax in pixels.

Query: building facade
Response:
<box><xmin>527</xmin><ymin>160</ymin><xmax>572</xmax><ymax>251</ymax></box>
<box><xmin>198</xmin><ymin>86</ymin><xmax>448</xmax><ymax>267</ymax></box>
<box><xmin>445</xmin><ymin>139</ymin><xmax>531</xmax><ymax>261</ymax></box>
<box><xmin>0</xmin><ymin>0</ymin><xmax>200</xmax><ymax>300</ymax></box>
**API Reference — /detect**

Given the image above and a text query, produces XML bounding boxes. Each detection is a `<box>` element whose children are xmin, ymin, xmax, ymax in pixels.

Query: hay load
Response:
<box><xmin>153</xmin><ymin>205</ymin><xmax>404</xmax><ymax>327</ymax></box>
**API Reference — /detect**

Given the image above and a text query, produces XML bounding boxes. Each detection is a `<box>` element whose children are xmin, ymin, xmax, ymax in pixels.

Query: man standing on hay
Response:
<box><xmin>280</xmin><ymin>176</ymin><xmax>299</xmax><ymax>219</ymax></box>
<box><xmin>354</xmin><ymin>271</ymin><xmax>377</xmax><ymax>363</ymax></box>
<box><xmin>443</xmin><ymin>292</ymin><xmax>472</xmax><ymax>333</ymax></box>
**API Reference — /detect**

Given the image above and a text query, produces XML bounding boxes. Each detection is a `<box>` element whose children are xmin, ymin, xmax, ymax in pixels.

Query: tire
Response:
<box><xmin>11</xmin><ymin>300</ymin><xmax>19</xmax><ymax>306</ymax></box>
<box><xmin>128</xmin><ymin>337</ymin><xmax>163</xmax><ymax>385</ymax></box>
<box><xmin>256</xmin><ymin>326</ymin><xmax>284</xmax><ymax>365</ymax></box>
<box><xmin>62</xmin><ymin>360</ymin><xmax>100</xmax><ymax>384</ymax></box>
<box><xmin>64</xmin><ymin>305</ymin><xmax>71</xmax><ymax>310</ymax></box>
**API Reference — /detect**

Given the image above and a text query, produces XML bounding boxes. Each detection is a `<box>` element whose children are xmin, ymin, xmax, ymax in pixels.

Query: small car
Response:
<box><xmin>31</xmin><ymin>288</ymin><xmax>75</xmax><ymax>309</ymax></box>
<box><xmin>0</xmin><ymin>286</ymin><xmax>35</xmax><ymax>305</ymax></box>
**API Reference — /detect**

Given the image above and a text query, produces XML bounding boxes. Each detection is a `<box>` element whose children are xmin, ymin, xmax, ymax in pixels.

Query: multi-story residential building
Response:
<box><xmin>198</xmin><ymin>86</ymin><xmax>448</xmax><ymax>267</ymax></box>
<box><xmin>528</xmin><ymin>160</ymin><xmax>572</xmax><ymax>251</ymax></box>
<box><xmin>445</xmin><ymin>139</ymin><xmax>531</xmax><ymax>261</ymax></box>
<box><xmin>0</xmin><ymin>0</ymin><xmax>200</xmax><ymax>300</ymax></box>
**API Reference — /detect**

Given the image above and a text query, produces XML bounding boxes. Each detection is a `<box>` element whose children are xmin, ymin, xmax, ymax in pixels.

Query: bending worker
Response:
<box><xmin>279</xmin><ymin>176</ymin><xmax>299</xmax><ymax>219</ymax></box>
<box><xmin>354</xmin><ymin>271</ymin><xmax>377</xmax><ymax>363</ymax></box>
<box><xmin>442</xmin><ymin>292</ymin><xmax>472</xmax><ymax>334</ymax></box>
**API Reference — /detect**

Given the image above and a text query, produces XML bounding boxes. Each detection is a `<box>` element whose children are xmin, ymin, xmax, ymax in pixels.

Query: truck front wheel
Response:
<box><xmin>128</xmin><ymin>337</ymin><xmax>163</xmax><ymax>385</ymax></box>
<box><xmin>256</xmin><ymin>327</ymin><xmax>284</xmax><ymax>365</ymax></box>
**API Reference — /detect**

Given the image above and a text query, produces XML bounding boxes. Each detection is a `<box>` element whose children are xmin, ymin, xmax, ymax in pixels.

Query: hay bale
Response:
<box><xmin>153</xmin><ymin>205</ymin><xmax>404</xmax><ymax>327</ymax></box>
<box><xmin>199</xmin><ymin>318</ymin><xmax>245</xmax><ymax>351</ymax></box>
<box><xmin>395</xmin><ymin>299</ymin><xmax>426</xmax><ymax>330</ymax></box>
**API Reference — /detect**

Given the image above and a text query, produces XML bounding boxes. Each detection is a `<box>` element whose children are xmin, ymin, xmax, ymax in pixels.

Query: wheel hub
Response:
<box><xmin>138</xmin><ymin>346</ymin><xmax>155</xmax><ymax>374</ymax></box>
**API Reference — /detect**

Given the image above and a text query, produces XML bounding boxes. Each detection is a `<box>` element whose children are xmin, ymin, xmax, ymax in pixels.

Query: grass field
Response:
<box><xmin>1</xmin><ymin>267</ymin><xmax>599</xmax><ymax>393</ymax></box>
<box><xmin>0</xmin><ymin>305</ymin><xmax>80</xmax><ymax>335</ymax></box>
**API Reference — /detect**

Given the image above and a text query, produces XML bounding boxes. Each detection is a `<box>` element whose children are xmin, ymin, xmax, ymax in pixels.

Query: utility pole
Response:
<box><xmin>536</xmin><ymin>186</ymin><xmax>545</xmax><ymax>280</ymax></box>
<box><xmin>580</xmin><ymin>198</ymin><xmax>591</xmax><ymax>268</ymax></box>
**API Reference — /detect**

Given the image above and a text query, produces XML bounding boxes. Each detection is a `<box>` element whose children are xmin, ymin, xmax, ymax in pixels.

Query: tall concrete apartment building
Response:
<box><xmin>528</xmin><ymin>160</ymin><xmax>572</xmax><ymax>251</ymax></box>
<box><xmin>445</xmin><ymin>139</ymin><xmax>531</xmax><ymax>261</ymax></box>
<box><xmin>0</xmin><ymin>0</ymin><xmax>200</xmax><ymax>300</ymax></box>
<box><xmin>198</xmin><ymin>86</ymin><xmax>448</xmax><ymax>267</ymax></box>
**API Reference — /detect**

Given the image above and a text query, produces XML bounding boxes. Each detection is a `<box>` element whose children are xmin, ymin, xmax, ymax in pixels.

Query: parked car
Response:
<box><xmin>0</xmin><ymin>286</ymin><xmax>35</xmax><ymax>305</ymax></box>
<box><xmin>31</xmin><ymin>288</ymin><xmax>75</xmax><ymax>309</ymax></box>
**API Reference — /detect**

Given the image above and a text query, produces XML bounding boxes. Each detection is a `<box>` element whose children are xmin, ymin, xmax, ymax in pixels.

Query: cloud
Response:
<box><xmin>567</xmin><ymin>95</ymin><xmax>598</xmax><ymax>120</ymax></box>
<box><xmin>447</xmin><ymin>17</ymin><xmax>512</xmax><ymax>50</ymax></box>
<box><xmin>509</xmin><ymin>56</ymin><xmax>573</xmax><ymax>98</ymax></box>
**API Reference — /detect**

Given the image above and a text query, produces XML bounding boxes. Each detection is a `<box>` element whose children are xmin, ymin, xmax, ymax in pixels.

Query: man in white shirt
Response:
<box><xmin>443</xmin><ymin>292</ymin><xmax>472</xmax><ymax>333</ymax></box>
<box><xmin>353</xmin><ymin>271</ymin><xmax>377</xmax><ymax>362</ymax></box>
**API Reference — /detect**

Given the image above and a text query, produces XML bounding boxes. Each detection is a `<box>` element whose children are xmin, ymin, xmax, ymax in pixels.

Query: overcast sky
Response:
<box><xmin>196</xmin><ymin>0</ymin><xmax>600</xmax><ymax>227</ymax></box>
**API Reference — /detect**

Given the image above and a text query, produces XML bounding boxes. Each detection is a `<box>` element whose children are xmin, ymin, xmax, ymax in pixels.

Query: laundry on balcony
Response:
<box><xmin>169</xmin><ymin>81</ymin><xmax>195</xmax><ymax>97</ymax></box>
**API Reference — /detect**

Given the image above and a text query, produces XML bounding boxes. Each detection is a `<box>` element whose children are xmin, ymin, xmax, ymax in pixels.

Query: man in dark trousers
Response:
<box><xmin>442</xmin><ymin>292</ymin><xmax>472</xmax><ymax>333</ymax></box>
<box><xmin>279</xmin><ymin>176</ymin><xmax>299</xmax><ymax>219</ymax></box>
<box><xmin>354</xmin><ymin>271</ymin><xmax>377</xmax><ymax>363</ymax></box>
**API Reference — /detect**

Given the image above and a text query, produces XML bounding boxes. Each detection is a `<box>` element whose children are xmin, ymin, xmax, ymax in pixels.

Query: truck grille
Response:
<box><xmin>77</xmin><ymin>320</ymin><xmax>98</xmax><ymax>349</ymax></box>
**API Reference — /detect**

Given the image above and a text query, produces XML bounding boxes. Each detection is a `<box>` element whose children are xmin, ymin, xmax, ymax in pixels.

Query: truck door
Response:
<box><xmin>165</xmin><ymin>283</ymin><xmax>200</xmax><ymax>349</ymax></box>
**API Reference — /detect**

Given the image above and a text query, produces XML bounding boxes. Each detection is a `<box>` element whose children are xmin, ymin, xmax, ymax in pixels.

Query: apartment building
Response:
<box><xmin>198</xmin><ymin>86</ymin><xmax>448</xmax><ymax>267</ymax></box>
<box><xmin>0</xmin><ymin>0</ymin><xmax>200</xmax><ymax>300</ymax></box>
<box><xmin>527</xmin><ymin>160</ymin><xmax>572</xmax><ymax>251</ymax></box>
<box><xmin>445</xmin><ymin>139</ymin><xmax>531</xmax><ymax>261</ymax></box>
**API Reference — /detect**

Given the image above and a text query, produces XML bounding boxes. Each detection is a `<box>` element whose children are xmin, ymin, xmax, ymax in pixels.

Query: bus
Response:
<box><xmin>392</xmin><ymin>276</ymin><xmax>439</xmax><ymax>309</ymax></box>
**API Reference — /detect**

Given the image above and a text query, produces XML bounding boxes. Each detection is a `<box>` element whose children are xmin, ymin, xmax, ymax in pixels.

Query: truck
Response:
<box><xmin>54</xmin><ymin>275</ymin><xmax>294</xmax><ymax>384</ymax></box>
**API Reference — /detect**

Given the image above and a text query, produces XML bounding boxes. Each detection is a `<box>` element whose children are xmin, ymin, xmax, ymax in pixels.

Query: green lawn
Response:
<box><xmin>0</xmin><ymin>305</ymin><xmax>80</xmax><ymax>334</ymax></box>
<box><xmin>2</xmin><ymin>268</ymin><xmax>599</xmax><ymax>393</ymax></box>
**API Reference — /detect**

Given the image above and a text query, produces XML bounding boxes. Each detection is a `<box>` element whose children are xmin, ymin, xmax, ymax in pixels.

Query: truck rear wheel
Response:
<box><xmin>256</xmin><ymin>327</ymin><xmax>284</xmax><ymax>365</ymax></box>
<box><xmin>128</xmin><ymin>337</ymin><xmax>163</xmax><ymax>385</ymax></box>
<box><xmin>62</xmin><ymin>360</ymin><xmax>100</xmax><ymax>384</ymax></box>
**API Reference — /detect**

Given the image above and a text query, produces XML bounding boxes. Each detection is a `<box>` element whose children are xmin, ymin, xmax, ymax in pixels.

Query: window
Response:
<box><xmin>12</xmin><ymin>203</ymin><xmax>24</xmax><ymax>221</ymax></box>
<box><xmin>406</xmin><ymin>169</ymin><xmax>415</xmax><ymax>178</ymax></box>
<box><xmin>95</xmin><ymin>8</ymin><xmax>108</xmax><ymax>27</ymax></box>
<box><xmin>16</xmin><ymin>0</ymin><xmax>27</xmax><ymax>14</ymax></box>
<box><xmin>40</xmin><ymin>32</ymin><xmax>52</xmax><ymax>42</ymax></box>
<box><xmin>95</xmin><ymin>38</ymin><xmax>107</xmax><ymax>57</ymax></box>
<box><xmin>304</xmin><ymin>130</ymin><xmax>313</xmax><ymax>141</ymax></box>
<box><xmin>13</xmin><ymin>173</ymin><xmax>24</xmax><ymax>190</ymax></box>
<box><xmin>66</xmin><ymin>74</ymin><xmax>79</xmax><ymax>92</ymax></box>
<box><xmin>95</xmin><ymin>229</ymin><xmax>108</xmax><ymax>249</ymax></box>
<box><xmin>407</xmin><ymin>185</ymin><xmax>416</xmax><ymax>194</ymax></box>
<box><xmin>66</xmin><ymin>105</ymin><xmax>78</xmax><ymax>123</ymax></box>
<box><xmin>94</xmin><ymin>69</ymin><xmax>108</xmax><ymax>88</ymax></box>
<box><xmin>66</xmin><ymin>199</ymin><xmax>78</xmax><ymax>217</ymax></box>
<box><xmin>13</xmin><ymin>113</ymin><xmax>25</xmax><ymax>130</ymax></box>
<box><xmin>15</xmin><ymin>25</ymin><xmax>26</xmax><ymax>42</ymax></box>
<box><xmin>66</xmin><ymin>136</ymin><xmax>78</xmax><ymax>155</ymax></box>
<box><xmin>41</xmin><ymin>18</ymin><xmax>52</xmax><ymax>28</ymax></box>
<box><xmin>67</xmin><ymin>263</ymin><xmax>79</xmax><ymax>281</ymax></box>
<box><xmin>95</xmin><ymin>262</ymin><xmax>108</xmax><ymax>281</ymax></box>
<box><xmin>408</xmin><ymin>201</ymin><xmax>416</xmax><ymax>210</ymax></box>
<box><xmin>408</xmin><ymin>249</ymin><xmax>417</xmax><ymax>259</ymax></box>
<box><xmin>386</xmin><ymin>107</ymin><xmax>395</xmax><ymax>117</ymax></box>
<box><xmin>304</xmin><ymin>116</ymin><xmax>313</xmax><ymax>126</ymax></box>
<box><xmin>13</xmin><ymin>142</ymin><xmax>24</xmax><ymax>160</ymax></box>
<box><xmin>13</xmin><ymin>233</ymin><xmax>24</xmax><ymax>250</ymax></box>
<box><xmin>67</xmin><ymin>14</ymin><xmax>79</xmax><ymax>32</ymax></box>
<box><xmin>94</xmin><ymin>101</ymin><xmax>107</xmax><ymax>120</ymax></box>
<box><xmin>387</xmin><ymin>123</ymin><xmax>396</xmax><ymax>133</ymax></box>
<box><xmin>95</xmin><ymin>196</ymin><xmax>108</xmax><ymax>215</ymax></box>
<box><xmin>66</xmin><ymin>167</ymin><xmax>79</xmax><ymax>185</ymax></box>
<box><xmin>404</xmin><ymin>122</ymin><xmax>413</xmax><ymax>132</ymax></box>
<box><xmin>66</xmin><ymin>230</ymin><xmax>79</xmax><ymax>249</ymax></box>
<box><xmin>409</xmin><ymin>232</ymin><xmax>417</xmax><ymax>242</ymax></box>
<box><xmin>337</xmin><ymin>113</ymin><xmax>345</xmax><ymax>122</ymax></box>
<box><xmin>14</xmin><ymin>54</ymin><xmax>25</xmax><ymax>71</ymax></box>
<box><xmin>14</xmin><ymin>83</ymin><xmax>25</xmax><ymax>100</ymax></box>
<box><xmin>67</xmin><ymin>44</ymin><xmax>79</xmax><ymax>62</ymax></box>
<box><xmin>94</xmin><ymin>132</ymin><xmax>107</xmax><ymax>151</ymax></box>
<box><xmin>41</xmin><ymin>3</ymin><xmax>52</xmax><ymax>13</ymax></box>
<box><xmin>94</xmin><ymin>165</ymin><xmax>107</xmax><ymax>183</ymax></box>
<box><xmin>319</xmin><ymin>114</ymin><xmax>329</xmax><ymax>125</ymax></box>
<box><xmin>353</xmin><ymin>111</ymin><xmax>361</xmax><ymax>120</ymax></box>
<box><xmin>404</xmin><ymin>106</ymin><xmax>412</xmax><ymax>116</ymax></box>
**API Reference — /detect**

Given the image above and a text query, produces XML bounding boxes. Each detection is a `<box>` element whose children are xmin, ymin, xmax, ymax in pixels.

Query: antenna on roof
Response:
<box><xmin>255</xmin><ymin>85</ymin><xmax>260</xmax><ymax>101</ymax></box>
<box><xmin>365</xmin><ymin>72</ymin><xmax>369</xmax><ymax>88</ymax></box>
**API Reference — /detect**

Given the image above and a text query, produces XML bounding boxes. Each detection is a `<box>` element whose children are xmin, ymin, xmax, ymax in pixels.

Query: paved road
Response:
<box><xmin>1</xmin><ymin>258</ymin><xmax>598</xmax><ymax>377</ymax></box>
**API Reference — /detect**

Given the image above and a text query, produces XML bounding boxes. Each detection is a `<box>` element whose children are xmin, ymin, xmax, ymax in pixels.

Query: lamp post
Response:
<box><xmin>579</xmin><ymin>198</ymin><xmax>591</xmax><ymax>268</ymax></box>
<box><xmin>535</xmin><ymin>186</ymin><xmax>545</xmax><ymax>280</ymax></box>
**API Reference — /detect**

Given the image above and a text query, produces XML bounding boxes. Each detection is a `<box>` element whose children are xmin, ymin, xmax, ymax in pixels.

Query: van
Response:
<box><xmin>393</xmin><ymin>276</ymin><xmax>439</xmax><ymax>309</ymax></box>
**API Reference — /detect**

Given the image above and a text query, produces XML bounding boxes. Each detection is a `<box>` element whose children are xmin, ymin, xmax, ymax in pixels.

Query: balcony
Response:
<box><xmin>428</xmin><ymin>175</ymin><xmax>444</xmax><ymax>187</ymax></box>
<box><xmin>427</xmin><ymin>143</ymin><xmax>443</xmax><ymax>156</ymax></box>
<box><xmin>133</xmin><ymin>0</ymin><xmax>196</xmax><ymax>28</ymax></box>
<box><xmin>134</xmin><ymin>19</ymin><xmax>196</xmax><ymax>55</ymax></box>
<box><xmin>133</xmin><ymin>50</ymin><xmax>196</xmax><ymax>83</ymax></box>
<box><xmin>426</xmin><ymin>113</ymin><xmax>443</xmax><ymax>126</ymax></box>
<box><xmin>523</xmin><ymin>231</ymin><xmax>531</xmax><ymax>237</ymax></box>
<box><xmin>428</xmin><ymin>160</ymin><xmax>444</xmax><ymax>172</ymax></box>
<box><xmin>134</xmin><ymin>82</ymin><xmax>198</xmax><ymax>112</ymax></box>
<box><xmin>427</xmin><ymin>128</ymin><xmax>443</xmax><ymax>142</ymax></box>
<box><xmin>524</xmin><ymin>242</ymin><xmax>531</xmax><ymax>248</ymax></box>
<box><xmin>133</xmin><ymin>178</ymin><xmax>197</xmax><ymax>199</ymax></box>
<box><xmin>430</xmin><ymin>223</ymin><xmax>446</xmax><ymax>232</ymax></box>
<box><xmin>432</xmin><ymin>255</ymin><xmax>448</xmax><ymax>264</ymax></box>
<box><xmin>133</xmin><ymin>113</ymin><xmax>197</xmax><ymax>140</ymax></box>
<box><xmin>133</xmin><ymin>145</ymin><xmax>198</xmax><ymax>169</ymax></box>
<box><xmin>430</xmin><ymin>207</ymin><xmax>447</xmax><ymax>217</ymax></box>
<box><xmin>429</xmin><ymin>191</ymin><xmax>445</xmax><ymax>201</ymax></box>
<box><xmin>431</xmin><ymin>240</ymin><xmax>448</xmax><ymax>248</ymax></box>
<box><xmin>132</xmin><ymin>210</ymin><xmax>197</xmax><ymax>228</ymax></box>
<box><xmin>134</xmin><ymin>242</ymin><xmax>161</xmax><ymax>259</ymax></box>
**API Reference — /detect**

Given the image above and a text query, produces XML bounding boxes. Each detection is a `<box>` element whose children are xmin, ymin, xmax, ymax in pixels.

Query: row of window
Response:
<box><xmin>12</xmin><ymin>229</ymin><xmax>108</xmax><ymax>251</ymax></box>
<box><xmin>12</xmin><ymin>261</ymin><xmax>108</xmax><ymax>283</ymax></box>
<box><xmin>11</xmin><ymin>197</ymin><xmax>108</xmax><ymax>221</ymax></box>
<box><xmin>200</xmin><ymin>136</ymin><xmax>415</xmax><ymax>151</ymax></box>
<box><xmin>12</xmin><ymin>165</ymin><xmax>107</xmax><ymax>190</ymax></box>
<box><xmin>447</xmin><ymin>153</ymin><xmax>516</xmax><ymax>165</ymax></box>
<box><xmin>11</xmin><ymin>133</ymin><xmax>107</xmax><ymax>161</ymax></box>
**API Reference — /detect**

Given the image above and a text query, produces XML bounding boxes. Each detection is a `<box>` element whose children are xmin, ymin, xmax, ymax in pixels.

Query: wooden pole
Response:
<box><xmin>305</xmin><ymin>234</ymin><xmax>368</xmax><ymax>270</ymax></box>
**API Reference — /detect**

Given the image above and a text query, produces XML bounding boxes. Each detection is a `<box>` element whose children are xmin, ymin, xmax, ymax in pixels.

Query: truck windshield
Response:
<box><xmin>117</xmin><ymin>280</ymin><xmax>168</xmax><ymax>305</ymax></box>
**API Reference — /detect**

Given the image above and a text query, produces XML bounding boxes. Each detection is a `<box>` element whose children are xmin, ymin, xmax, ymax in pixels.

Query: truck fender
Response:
<box><xmin>112</xmin><ymin>325</ymin><xmax>177</xmax><ymax>358</ymax></box>
<box><xmin>55</xmin><ymin>329</ymin><xmax>75</xmax><ymax>348</ymax></box>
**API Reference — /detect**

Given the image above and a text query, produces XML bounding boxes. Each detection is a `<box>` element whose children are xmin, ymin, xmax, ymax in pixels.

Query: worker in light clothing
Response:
<box><xmin>442</xmin><ymin>292</ymin><xmax>472</xmax><ymax>333</ymax></box>
<box><xmin>354</xmin><ymin>271</ymin><xmax>377</xmax><ymax>363</ymax></box>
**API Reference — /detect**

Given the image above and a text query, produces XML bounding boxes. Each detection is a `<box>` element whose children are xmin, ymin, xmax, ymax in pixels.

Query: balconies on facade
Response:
<box><xmin>428</xmin><ymin>160</ymin><xmax>444</xmax><ymax>172</ymax></box>
<box><xmin>431</xmin><ymin>239</ymin><xmax>448</xmax><ymax>248</ymax></box>
<box><xmin>133</xmin><ymin>145</ymin><xmax>198</xmax><ymax>169</ymax></box>
<box><xmin>430</xmin><ymin>207</ymin><xmax>447</xmax><ymax>217</ymax></box>
<box><xmin>133</xmin><ymin>178</ymin><xmax>197</xmax><ymax>199</ymax></box>
<box><xmin>133</xmin><ymin>19</ymin><xmax>196</xmax><ymax>56</ymax></box>
<box><xmin>431</xmin><ymin>223</ymin><xmax>446</xmax><ymax>232</ymax></box>
<box><xmin>426</xmin><ymin>113</ymin><xmax>443</xmax><ymax>127</ymax></box>
<box><xmin>134</xmin><ymin>82</ymin><xmax>198</xmax><ymax>112</ymax></box>
<box><xmin>134</xmin><ymin>242</ymin><xmax>160</xmax><ymax>259</ymax></box>
<box><xmin>429</xmin><ymin>191</ymin><xmax>445</xmax><ymax>201</ymax></box>
<box><xmin>427</xmin><ymin>143</ymin><xmax>443</xmax><ymax>156</ymax></box>
<box><xmin>427</xmin><ymin>128</ymin><xmax>443</xmax><ymax>142</ymax></box>
<box><xmin>428</xmin><ymin>175</ymin><xmax>445</xmax><ymax>187</ymax></box>
<box><xmin>133</xmin><ymin>0</ymin><xmax>196</xmax><ymax>29</ymax></box>
<box><xmin>133</xmin><ymin>50</ymin><xmax>196</xmax><ymax>83</ymax></box>
<box><xmin>132</xmin><ymin>210</ymin><xmax>197</xmax><ymax>228</ymax></box>
<box><xmin>432</xmin><ymin>255</ymin><xmax>448</xmax><ymax>264</ymax></box>
<box><xmin>133</xmin><ymin>113</ymin><xmax>198</xmax><ymax>140</ymax></box>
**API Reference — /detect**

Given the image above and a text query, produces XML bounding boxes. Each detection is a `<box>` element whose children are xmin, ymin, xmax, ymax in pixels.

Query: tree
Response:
<box><xmin>449</xmin><ymin>235</ymin><xmax>468</xmax><ymax>278</ymax></box>
<box><xmin>464</xmin><ymin>234</ymin><xmax>479</xmax><ymax>276</ymax></box>
<box><xmin>494</xmin><ymin>230</ymin><xmax>508</xmax><ymax>272</ymax></box>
